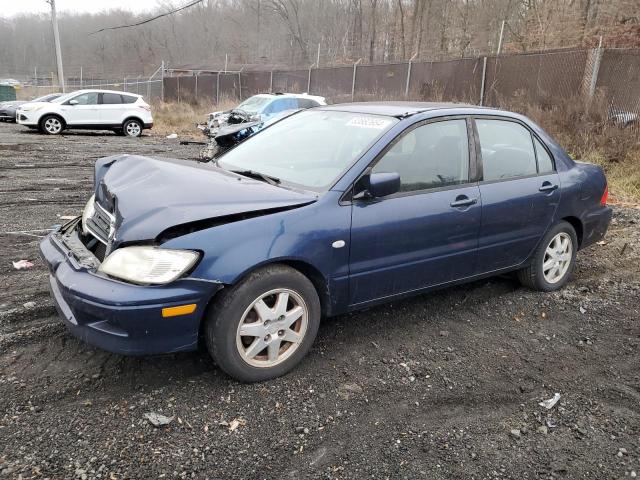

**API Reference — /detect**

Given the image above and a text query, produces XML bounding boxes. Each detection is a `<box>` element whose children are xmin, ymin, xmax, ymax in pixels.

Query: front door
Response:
<box><xmin>474</xmin><ymin>117</ymin><xmax>560</xmax><ymax>272</ymax></box>
<box><xmin>349</xmin><ymin>118</ymin><xmax>481</xmax><ymax>306</ymax></box>
<box><xmin>60</xmin><ymin>92</ymin><xmax>100</xmax><ymax>125</ymax></box>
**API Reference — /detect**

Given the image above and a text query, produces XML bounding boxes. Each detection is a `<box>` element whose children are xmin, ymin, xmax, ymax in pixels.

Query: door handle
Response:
<box><xmin>539</xmin><ymin>182</ymin><xmax>558</xmax><ymax>193</ymax></box>
<box><xmin>450</xmin><ymin>196</ymin><xmax>478</xmax><ymax>208</ymax></box>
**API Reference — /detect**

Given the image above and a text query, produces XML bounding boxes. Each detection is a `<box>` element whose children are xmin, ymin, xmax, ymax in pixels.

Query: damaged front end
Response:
<box><xmin>196</xmin><ymin>108</ymin><xmax>299</xmax><ymax>162</ymax></box>
<box><xmin>197</xmin><ymin>109</ymin><xmax>265</xmax><ymax>161</ymax></box>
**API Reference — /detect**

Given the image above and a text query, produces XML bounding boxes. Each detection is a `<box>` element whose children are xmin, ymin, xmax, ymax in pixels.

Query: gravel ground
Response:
<box><xmin>0</xmin><ymin>122</ymin><xmax>639</xmax><ymax>480</ymax></box>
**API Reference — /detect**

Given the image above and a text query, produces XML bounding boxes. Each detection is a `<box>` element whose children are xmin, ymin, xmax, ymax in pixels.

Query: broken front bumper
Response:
<box><xmin>39</xmin><ymin>223</ymin><xmax>222</xmax><ymax>355</ymax></box>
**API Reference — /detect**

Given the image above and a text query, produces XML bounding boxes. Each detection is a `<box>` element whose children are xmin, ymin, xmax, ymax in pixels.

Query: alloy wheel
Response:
<box><xmin>44</xmin><ymin>117</ymin><xmax>62</xmax><ymax>134</ymax></box>
<box><xmin>125</xmin><ymin>121</ymin><xmax>141</xmax><ymax>137</ymax></box>
<box><xmin>236</xmin><ymin>288</ymin><xmax>308</xmax><ymax>368</ymax></box>
<box><xmin>542</xmin><ymin>232</ymin><xmax>573</xmax><ymax>284</ymax></box>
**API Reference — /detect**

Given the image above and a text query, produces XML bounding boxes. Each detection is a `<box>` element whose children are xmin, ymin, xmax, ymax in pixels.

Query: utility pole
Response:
<box><xmin>46</xmin><ymin>0</ymin><xmax>65</xmax><ymax>92</ymax></box>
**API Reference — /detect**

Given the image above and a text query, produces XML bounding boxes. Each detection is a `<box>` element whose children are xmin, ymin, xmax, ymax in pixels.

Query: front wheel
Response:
<box><xmin>518</xmin><ymin>221</ymin><xmax>578</xmax><ymax>291</ymax></box>
<box><xmin>40</xmin><ymin>115</ymin><xmax>64</xmax><ymax>135</ymax></box>
<box><xmin>122</xmin><ymin>119</ymin><xmax>143</xmax><ymax>137</ymax></box>
<box><xmin>205</xmin><ymin>264</ymin><xmax>321</xmax><ymax>382</ymax></box>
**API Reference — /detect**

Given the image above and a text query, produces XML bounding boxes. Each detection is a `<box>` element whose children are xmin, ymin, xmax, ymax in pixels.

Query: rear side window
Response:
<box><xmin>534</xmin><ymin>137</ymin><xmax>555</xmax><ymax>173</ymax></box>
<box><xmin>102</xmin><ymin>93</ymin><xmax>122</xmax><ymax>104</ymax></box>
<box><xmin>122</xmin><ymin>95</ymin><xmax>137</xmax><ymax>104</ymax></box>
<box><xmin>373</xmin><ymin>119</ymin><xmax>470</xmax><ymax>192</ymax></box>
<box><xmin>476</xmin><ymin>119</ymin><xmax>537</xmax><ymax>181</ymax></box>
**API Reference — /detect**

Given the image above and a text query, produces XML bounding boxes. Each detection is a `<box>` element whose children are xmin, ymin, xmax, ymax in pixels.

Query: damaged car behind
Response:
<box><xmin>40</xmin><ymin>102</ymin><xmax>612</xmax><ymax>382</ymax></box>
<box><xmin>198</xmin><ymin>93</ymin><xmax>326</xmax><ymax>160</ymax></box>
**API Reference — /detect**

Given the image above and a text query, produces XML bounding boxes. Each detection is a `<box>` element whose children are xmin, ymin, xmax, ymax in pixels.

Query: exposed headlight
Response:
<box><xmin>98</xmin><ymin>246</ymin><xmax>200</xmax><ymax>285</ymax></box>
<box><xmin>81</xmin><ymin>194</ymin><xmax>95</xmax><ymax>235</ymax></box>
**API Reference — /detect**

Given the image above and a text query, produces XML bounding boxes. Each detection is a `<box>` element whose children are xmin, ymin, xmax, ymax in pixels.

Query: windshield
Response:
<box><xmin>33</xmin><ymin>93</ymin><xmax>59</xmax><ymax>102</ymax></box>
<box><xmin>235</xmin><ymin>96</ymin><xmax>272</xmax><ymax>114</ymax></box>
<box><xmin>218</xmin><ymin>110</ymin><xmax>398</xmax><ymax>191</ymax></box>
<box><xmin>51</xmin><ymin>92</ymin><xmax>80</xmax><ymax>104</ymax></box>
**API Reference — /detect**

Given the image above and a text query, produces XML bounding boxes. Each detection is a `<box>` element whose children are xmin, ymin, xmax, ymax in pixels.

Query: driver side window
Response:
<box><xmin>372</xmin><ymin>119</ymin><xmax>470</xmax><ymax>192</ymax></box>
<box><xmin>70</xmin><ymin>93</ymin><xmax>98</xmax><ymax>105</ymax></box>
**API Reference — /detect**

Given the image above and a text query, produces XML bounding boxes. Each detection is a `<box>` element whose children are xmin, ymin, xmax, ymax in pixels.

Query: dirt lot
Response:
<box><xmin>0</xmin><ymin>122</ymin><xmax>639</xmax><ymax>479</ymax></box>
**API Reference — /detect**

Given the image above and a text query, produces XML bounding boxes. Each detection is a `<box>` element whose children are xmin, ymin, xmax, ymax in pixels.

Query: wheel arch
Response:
<box><xmin>197</xmin><ymin>258</ymin><xmax>331</xmax><ymax>350</ymax></box>
<box><xmin>39</xmin><ymin>113</ymin><xmax>66</xmax><ymax>128</ymax></box>
<box><xmin>122</xmin><ymin>116</ymin><xmax>145</xmax><ymax>127</ymax></box>
<box><xmin>560</xmin><ymin>216</ymin><xmax>583</xmax><ymax>248</ymax></box>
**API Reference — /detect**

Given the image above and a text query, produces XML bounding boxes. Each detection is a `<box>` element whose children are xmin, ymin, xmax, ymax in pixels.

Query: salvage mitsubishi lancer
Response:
<box><xmin>40</xmin><ymin>102</ymin><xmax>612</xmax><ymax>382</ymax></box>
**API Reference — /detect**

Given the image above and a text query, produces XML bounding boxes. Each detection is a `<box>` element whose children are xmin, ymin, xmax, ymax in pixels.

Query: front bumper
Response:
<box><xmin>39</xmin><ymin>224</ymin><xmax>222</xmax><ymax>355</ymax></box>
<box><xmin>17</xmin><ymin>111</ymin><xmax>39</xmax><ymax>126</ymax></box>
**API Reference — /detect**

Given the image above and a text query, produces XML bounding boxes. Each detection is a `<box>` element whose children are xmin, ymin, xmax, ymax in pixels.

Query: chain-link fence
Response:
<box><xmin>19</xmin><ymin>49</ymin><xmax>640</xmax><ymax>126</ymax></box>
<box><xmin>160</xmin><ymin>48</ymin><xmax>640</xmax><ymax>127</ymax></box>
<box><xmin>16</xmin><ymin>64</ymin><xmax>165</xmax><ymax>102</ymax></box>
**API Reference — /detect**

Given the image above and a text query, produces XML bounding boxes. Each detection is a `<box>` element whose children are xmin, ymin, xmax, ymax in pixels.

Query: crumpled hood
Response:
<box><xmin>93</xmin><ymin>155</ymin><xmax>317</xmax><ymax>244</ymax></box>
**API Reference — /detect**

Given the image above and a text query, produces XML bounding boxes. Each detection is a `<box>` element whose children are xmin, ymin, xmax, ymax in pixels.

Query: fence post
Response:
<box><xmin>161</xmin><ymin>60</ymin><xmax>165</xmax><ymax>102</ymax></box>
<box><xmin>269</xmin><ymin>71</ymin><xmax>273</xmax><ymax>92</ymax></box>
<box><xmin>479</xmin><ymin>56</ymin><xmax>487</xmax><ymax>106</ymax></box>
<box><xmin>238</xmin><ymin>68</ymin><xmax>244</xmax><ymax>100</ymax></box>
<box><xmin>405</xmin><ymin>53</ymin><xmax>417</xmax><ymax>98</ymax></box>
<box><xmin>177</xmin><ymin>76</ymin><xmax>180</xmax><ymax>103</ymax></box>
<box><xmin>307</xmin><ymin>62</ymin><xmax>317</xmax><ymax>93</ymax></box>
<box><xmin>352</xmin><ymin>58</ymin><xmax>362</xmax><ymax>101</ymax></box>
<box><xmin>216</xmin><ymin>72</ymin><xmax>220</xmax><ymax>105</ymax></box>
<box><xmin>195</xmin><ymin>74</ymin><xmax>198</xmax><ymax>100</ymax></box>
<box><xmin>588</xmin><ymin>36</ymin><xmax>604</xmax><ymax>98</ymax></box>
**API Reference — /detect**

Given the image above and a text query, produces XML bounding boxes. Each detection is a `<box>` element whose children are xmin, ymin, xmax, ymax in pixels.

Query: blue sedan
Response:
<box><xmin>40</xmin><ymin>102</ymin><xmax>612</xmax><ymax>382</ymax></box>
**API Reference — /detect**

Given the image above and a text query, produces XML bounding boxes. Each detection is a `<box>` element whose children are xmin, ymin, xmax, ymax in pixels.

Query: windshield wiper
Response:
<box><xmin>231</xmin><ymin>169</ymin><xmax>281</xmax><ymax>186</ymax></box>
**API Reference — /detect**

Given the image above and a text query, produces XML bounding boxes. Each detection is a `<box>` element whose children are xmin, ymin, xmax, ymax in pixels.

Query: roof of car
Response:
<box><xmin>319</xmin><ymin>101</ymin><xmax>492</xmax><ymax>117</ymax></box>
<box><xmin>67</xmin><ymin>89</ymin><xmax>141</xmax><ymax>97</ymax></box>
<box><xmin>254</xmin><ymin>92</ymin><xmax>326</xmax><ymax>102</ymax></box>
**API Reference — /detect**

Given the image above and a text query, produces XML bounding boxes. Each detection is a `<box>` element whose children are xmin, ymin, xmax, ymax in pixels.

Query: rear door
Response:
<box><xmin>474</xmin><ymin>117</ymin><xmax>560</xmax><ymax>272</ymax></box>
<box><xmin>98</xmin><ymin>93</ymin><xmax>124</xmax><ymax>125</ymax></box>
<box><xmin>60</xmin><ymin>92</ymin><xmax>99</xmax><ymax>125</ymax></box>
<box><xmin>348</xmin><ymin>117</ymin><xmax>481</xmax><ymax>306</ymax></box>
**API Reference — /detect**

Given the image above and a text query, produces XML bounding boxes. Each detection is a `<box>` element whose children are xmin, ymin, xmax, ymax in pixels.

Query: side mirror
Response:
<box><xmin>68</xmin><ymin>99</ymin><xmax>79</xmax><ymax>106</ymax></box>
<box><xmin>367</xmin><ymin>172</ymin><xmax>401</xmax><ymax>198</ymax></box>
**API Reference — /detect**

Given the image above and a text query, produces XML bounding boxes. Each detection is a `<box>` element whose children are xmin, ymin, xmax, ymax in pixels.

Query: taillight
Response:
<box><xmin>600</xmin><ymin>184</ymin><xmax>608</xmax><ymax>205</ymax></box>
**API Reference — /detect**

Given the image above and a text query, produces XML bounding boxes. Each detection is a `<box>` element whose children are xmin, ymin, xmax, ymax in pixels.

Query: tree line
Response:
<box><xmin>0</xmin><ymin>0</ymin><xmax>638</xmax><ymax>79</ymax></box>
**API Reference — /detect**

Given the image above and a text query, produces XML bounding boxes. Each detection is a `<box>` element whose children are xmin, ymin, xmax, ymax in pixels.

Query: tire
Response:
<box><xmin>205</xmin><ymin>264</ymin><xmax>321</xmax><ymax>382</ymax></box>
<box><xmin>122</xmin><ymin>119</ymin><xmax>143</xmax><ymax>137</ymax></box>
<box><xmin>39</xmin><ymin>115</ymin><xmax>64</xmax><ymax>135</ymax></box>
<box><xmin>518</xmin><ymin>221</ymin><xmax>578</xmax><ymax>292</ymax></box>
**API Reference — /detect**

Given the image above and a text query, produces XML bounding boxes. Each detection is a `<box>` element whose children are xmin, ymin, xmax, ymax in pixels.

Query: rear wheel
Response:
<box><xmin>40</xmin><ymin>115</ymin><xmax>64</xmax><ymax>135</ymax></box>
<box><xmin>518</xmin><ymin>221</ymin><xmax>577</xmax><ymax>291</ymax></box>
<box><xmin>205</xmin><ymin>264</ymin><xmax>321</xmax><ymax>382</ymax></box>
<box><xmin>123</xmin><ymin>119</ymin><xmax>142</xmax><ymax>137</ymax></box>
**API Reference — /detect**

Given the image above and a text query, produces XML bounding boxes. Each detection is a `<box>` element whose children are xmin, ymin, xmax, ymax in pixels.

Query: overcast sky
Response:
<box><xmin>1</xmin><ymin>0</ymin><xmax>159</xmax><ymax>18</ymax></box>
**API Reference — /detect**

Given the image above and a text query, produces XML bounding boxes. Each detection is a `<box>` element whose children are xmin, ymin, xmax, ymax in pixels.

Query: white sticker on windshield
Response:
<box><xmin>346</xmin><ymin>116</ymin><xmax>393</xmax><ymax>129</ymax></box>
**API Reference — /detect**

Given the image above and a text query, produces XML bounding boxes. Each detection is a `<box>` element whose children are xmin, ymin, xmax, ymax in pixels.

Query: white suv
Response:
<box><xmin>16</xmin><ymin>89</ymin><xmax>153</xmax><ymax>137</ymax></box>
